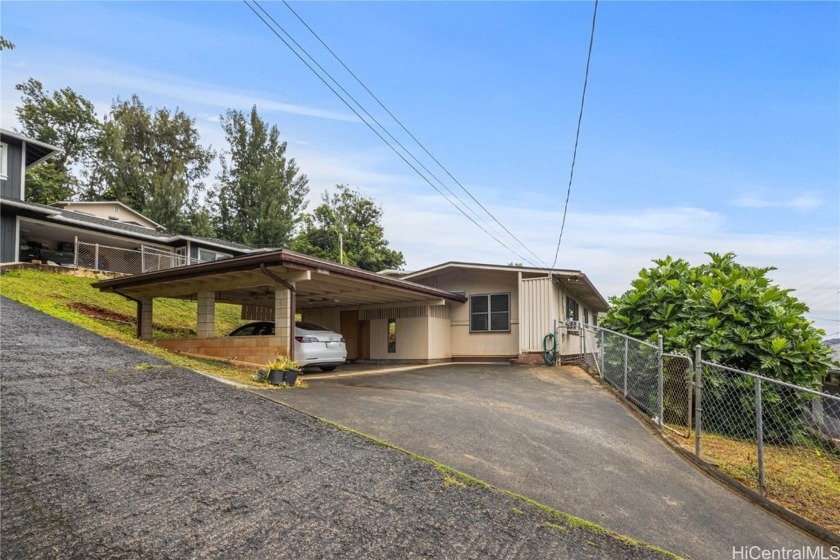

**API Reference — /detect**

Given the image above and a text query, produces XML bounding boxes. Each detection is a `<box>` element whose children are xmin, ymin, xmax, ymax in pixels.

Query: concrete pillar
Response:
<box><xmin>197</xmin><ymin>291</ymin><xmax>215</xmax><ymax>339</ymax></box>
<box><xmin>274</xmin><ymin>287</ymin><xmax>292</xmax><ymax>356</ymax></box>
<box><xmin>138</xmin><ymin>297</ymin><xmax>153</xmax><ymax>341</ymax></box>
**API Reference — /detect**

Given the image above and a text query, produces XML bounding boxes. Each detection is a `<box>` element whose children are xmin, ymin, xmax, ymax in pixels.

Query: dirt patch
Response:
<box><xmin>67</xmin><ymin>302</ymin><xmax>195</xmax><ymax>336</ymax></box>
<box><xmin>69</xmin><ymin>302</ymin><xmax>134</xmax><ymax>324</ymax></box>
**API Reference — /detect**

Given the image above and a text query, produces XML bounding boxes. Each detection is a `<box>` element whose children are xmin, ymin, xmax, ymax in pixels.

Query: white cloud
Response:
<box><xmin>733</xmin><ymin>191</ymin><xmax>823</xmax><ymax>210</ymax></box>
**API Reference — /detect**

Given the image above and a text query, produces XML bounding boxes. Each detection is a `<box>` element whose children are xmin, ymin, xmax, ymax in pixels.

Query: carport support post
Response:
<box><xmin>196</xmin><ymin>291</ymin><xmax>215</xmax><ymax>338</ymax></box>
<box><xmin>657</xmin><ymin>335</ymin><xmax>664</xmax><ymax>428</ymax></box>
<box><xmin>274</xmin><ymin>286</ymin><xmax>294</xmax><ymax>359</ymax></box>
<box><xmin>138</xmin><ymin>297</ymin><xmax>153</xmax><ymax>340</ymax></box>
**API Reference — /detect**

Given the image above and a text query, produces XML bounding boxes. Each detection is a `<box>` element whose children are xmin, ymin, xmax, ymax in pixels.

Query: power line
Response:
<box><xmin>243</xmin><ymin>0</ymin><xmax>540</xmax><ymax>267</ymax></box>
<box><xmin>253</xmin><ymin>2</ymin><xmax>519</xmax><ymax>263</ymax></box>
<box><xmin>281</xmin><ymin>0</ymin><xmax>549</xmax><ymax>269</ymax></box>
<box><xmin>551</xmin><ymin>0</ymin><xmax>599</xmax><ymax>269</ymax></box>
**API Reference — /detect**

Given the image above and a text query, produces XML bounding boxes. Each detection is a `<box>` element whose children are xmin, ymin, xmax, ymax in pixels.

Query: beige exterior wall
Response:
<box><xmin>300</xmin><ymin>308</ymin><xmax>341</xmax><ymax>332</ymax></box>
<box><xmin>370</xmin><ymin>316</ymin><xmax>430</xmax><ymax>360</ymax></box>
<box><xmin>413</xmin><ymin>269</ymin><xmax>519</xmax><ymax>359</ymax></box>
<box><xmin>427</xmin><ymin>314</ymin><xmax>452</xmax><ymax>360</ymax></box>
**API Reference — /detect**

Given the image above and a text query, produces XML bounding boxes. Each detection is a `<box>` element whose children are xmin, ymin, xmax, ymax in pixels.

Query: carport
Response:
<box><xmin>93</xmin><ymin>250</ymin><xmax>465</xmax><ymax>365</ymax></box>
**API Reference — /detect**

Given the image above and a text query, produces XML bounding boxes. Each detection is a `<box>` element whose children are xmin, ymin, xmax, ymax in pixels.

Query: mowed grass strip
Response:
<box><xmin>0</xmin><ymin>268</ymin><xmax>263</xmax><ymax>387</ymax></box>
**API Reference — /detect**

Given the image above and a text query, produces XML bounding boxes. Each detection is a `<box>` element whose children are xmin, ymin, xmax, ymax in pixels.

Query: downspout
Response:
<box><xmin>260</xmin><ymin>263</ymin><xmax>296</xmax><ymax>360</ymax></box>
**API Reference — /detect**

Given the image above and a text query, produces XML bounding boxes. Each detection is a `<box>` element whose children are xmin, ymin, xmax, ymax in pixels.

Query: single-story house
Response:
<box><xmin>93</xmin><ymin>250</ymin><xmax>608</xmax><ymax>366</ymax></box>
<box><xmin>1</xmin><ymin>128</ymin><xmax>254</xmax><ymax>272</ymax></box>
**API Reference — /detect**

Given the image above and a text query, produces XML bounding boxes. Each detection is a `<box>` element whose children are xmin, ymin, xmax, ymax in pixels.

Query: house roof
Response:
<box><xmin>1</xmin><ymin>196</ymin><xmax>253</xmax><ymax>253</ymax></box>
<box><xmin>52</xmin><ymin>200</ymin><xmax>166</xmax><ymax>231</ymax></box>
<box><xmin>0</xmin><ymin>129</ymin><xmax>63</xmax><ymax>168</ymax></box>
<box><xmin>404</xmin><ymin>261</ymin><xmax>610</xmax><ymax>312</ymax></box>
<box><xmin>93</xmin><ymin>249</ymin><xmax>467</xmax><ymax>310</ymax></box>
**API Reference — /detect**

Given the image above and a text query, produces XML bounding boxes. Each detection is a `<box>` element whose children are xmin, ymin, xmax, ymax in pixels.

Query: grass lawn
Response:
<box><xmin>671</xmin><ymin>431</ymin><xmax>840</xmax><ymax>534</ymax></box>
<box><xmin>0</xmin><ymin>267</ymin><xmax>272</xmax><ymax>388</ymax></box>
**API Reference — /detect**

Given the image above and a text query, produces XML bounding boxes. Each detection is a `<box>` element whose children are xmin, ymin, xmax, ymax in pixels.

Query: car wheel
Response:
<box><xmin>319</xmin><ymin>366</ymin><xmax>337</xmax><ymax>372</ymax></box>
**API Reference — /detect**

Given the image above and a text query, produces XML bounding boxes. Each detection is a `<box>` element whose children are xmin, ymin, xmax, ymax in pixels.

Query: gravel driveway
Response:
<box><xmin>0</xmin><ymin>297</ymin><xmax>674</xmax><ymax>559</ymax></box>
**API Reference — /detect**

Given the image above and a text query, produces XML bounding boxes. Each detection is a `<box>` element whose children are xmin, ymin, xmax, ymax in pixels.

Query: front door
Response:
<box><xmin>340</xmin><ymin>310</ymin><xmax>359</xmax><ymax>361</ymax></box>
<box><xmin>358</xmin><ymin>320</ymin><xmax>371</xmax><ymax>360</ymax></box>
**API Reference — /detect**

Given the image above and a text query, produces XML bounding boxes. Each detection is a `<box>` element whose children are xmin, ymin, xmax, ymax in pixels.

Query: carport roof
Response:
<box><xmin>93</xmin><ymin>249</ymin><xmax>466</xmax><ymax>310</ymax></box>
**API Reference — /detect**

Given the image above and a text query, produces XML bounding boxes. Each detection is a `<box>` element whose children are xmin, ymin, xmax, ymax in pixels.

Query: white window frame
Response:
<box><xmin>197</xmin><ymin>247</ymin><xmax>232</xmax><ymax>262</ymax></box>
<box><xmin>469</xmin><ymin>293</ymin><xmax>511</xmax><ymax>333</ymax></box>
<box><xmin>0</xmin><ymin>142</ymin><xmax>8</xmax><ymax>180</ymax></box>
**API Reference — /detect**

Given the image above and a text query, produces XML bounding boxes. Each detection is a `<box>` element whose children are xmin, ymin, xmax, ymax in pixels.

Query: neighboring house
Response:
<box><xmin>94</xmin><ymin>251</ymin><xmax>609</xmax><ymax>365</ymax></box>
<box><xmin>0</xmin><ymin>129</ymin><xmax>254</xmax><ymax>272</ymax></box>
<box><xmin>824</xmin><ymin>338</ymin><xmax>840</xmax><ymax>389</ymax></box>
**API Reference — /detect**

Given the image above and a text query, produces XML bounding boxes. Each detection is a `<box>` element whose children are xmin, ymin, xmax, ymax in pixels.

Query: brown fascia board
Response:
<box><xmin>404</xmin><ymin>261</ymin><xmax>609</xmax><ymax>312</ymax></box>
<box><xmin>404</xmin><ymin>261</ymin><xmax>582</xmax><ymax>280</ymax></box>
<box><xmin>93</xmin><ymin>249</ymin><xmax>467</xmax><ymax>303</ymax></box>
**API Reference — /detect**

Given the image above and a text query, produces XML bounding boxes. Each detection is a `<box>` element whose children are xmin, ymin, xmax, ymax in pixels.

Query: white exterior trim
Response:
<box><xmin>0</xmin><ymin>141</ymin><xmax>8</xmax><ymax>180</ymax></box>
<box><xmin>14</xmin><ymin>214</ymin><xmax>21</xmax><ymax>263</ymax></box>
<box><xmin>19</xmin><ymin>141</ymin><xmax>26</xmax><ymax>201</ymax></box>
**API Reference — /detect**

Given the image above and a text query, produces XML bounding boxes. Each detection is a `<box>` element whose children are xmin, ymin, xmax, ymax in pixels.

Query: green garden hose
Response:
<box><xmin>542</xmin><ymin>332</ymin><xmax>558</xmax><ymax>366</ymax></box>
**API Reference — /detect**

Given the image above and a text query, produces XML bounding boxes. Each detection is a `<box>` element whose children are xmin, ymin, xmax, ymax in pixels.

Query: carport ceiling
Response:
<box><xmin>93</xmin><ymin>250</ymin><xmax>464</xmax><ymax>310</ymax></box>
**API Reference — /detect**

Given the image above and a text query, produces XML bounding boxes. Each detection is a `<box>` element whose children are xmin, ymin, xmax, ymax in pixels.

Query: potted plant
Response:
<box><xmin>265</xmin><ymin>355</ymin><xmax>301</xmax><ymax>386</ymax></box>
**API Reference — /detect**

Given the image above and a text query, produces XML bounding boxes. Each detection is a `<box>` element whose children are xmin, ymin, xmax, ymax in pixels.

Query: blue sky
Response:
<box><xmin>1</xmin><ymin>1</ymin><xmax>838</xmax><ymax>335</ymax></box>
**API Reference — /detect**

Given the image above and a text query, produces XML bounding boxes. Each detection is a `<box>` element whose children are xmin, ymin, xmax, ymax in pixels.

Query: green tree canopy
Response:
<box><xmin>88</xmin><ymin>95</ymin><xmax>214</xmax><ymax>233</ymax></box>
<box><xmin>213</xmin><ymin>106</ymin><xmax>309</xmax><ymax>248</ymax></box>
<box><xmin>602</xmin><ymin>252</ymin><xmax>833</xmax><ymax>388</ymax></box>
<box><xmin>291</xmin><ymin>184</ymin><xmax>405</xmax><ymax>272</ymax></box>
<box><xmin>15</xmin><ymin>78</ymin><xmax>100</xmax><ymax>203</ymax></box>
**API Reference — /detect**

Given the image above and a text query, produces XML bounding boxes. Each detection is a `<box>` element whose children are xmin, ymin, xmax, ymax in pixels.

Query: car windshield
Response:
<box><xmin>296</xmin><ymin>322</ymin><xmax>330</xmax><ymax>331</ymax></box>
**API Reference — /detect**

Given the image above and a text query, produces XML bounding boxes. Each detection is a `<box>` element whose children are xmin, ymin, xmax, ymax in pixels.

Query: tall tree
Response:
<box><xmin>89</xmin><ymin>95</ymin><xmax>214</xmax><ymax>233</ymax></box>
<box><xmin>214</xmin><ymin>106</ymin><xmax>309</xmax><ymax>247</ymax></box>
<box><xmin>292</xmin><ymin>184</ymin><xmax>405</xmax><ymax>272</ymax></box>
<box><xmin>0</xmin><ymin>36</ymin><xmax>15</xmax><ymax>50</ymax></box>
<box><xmin>14</xmin><ymin>78</ymin><xmax>100</xmax><ymax>203</ymax></box>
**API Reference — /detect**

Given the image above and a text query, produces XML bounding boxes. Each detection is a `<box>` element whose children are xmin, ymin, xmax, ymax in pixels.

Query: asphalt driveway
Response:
<box><xmin>263</xmin><ymin>364</ymin><xmax>824</xmax><ymax>560</ymax></box>
<box><xmin>1</xmin><ymin>297</ymin><xmax>674</xmax><ymax>559</ymax></box>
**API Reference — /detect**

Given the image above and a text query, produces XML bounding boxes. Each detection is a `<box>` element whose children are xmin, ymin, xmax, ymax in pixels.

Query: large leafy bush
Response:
<box><xmin>602</xmin><ymin>252</ymin><xmax>834</xmax><ymax>441</ymax></box>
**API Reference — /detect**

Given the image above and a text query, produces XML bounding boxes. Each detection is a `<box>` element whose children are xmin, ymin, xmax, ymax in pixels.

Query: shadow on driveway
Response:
<box><xmin>262</xmin><ymin>363</ymin><xmax>823</xmax><ymax>560</ymax></box>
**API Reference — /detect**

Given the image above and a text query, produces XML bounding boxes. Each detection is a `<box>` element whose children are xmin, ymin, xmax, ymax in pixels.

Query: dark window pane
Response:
<box><xmin>470</xmin><ymin>295</ymin><xmax>489</xmax><ymax>314</ymax></box>
<box><xmin>471</xmin><ymin>313</ymin><xmax>488</xmax><ymax>331</ymax></box>
<box><xmin>490</xmin><ymin>312</ymin><xmax>509</xmax><ymax>331</ymax></box>
<box><xmin>490</xmin><ymin>294</ymin><xmax>509</xmax><ymax>313</ymax></box>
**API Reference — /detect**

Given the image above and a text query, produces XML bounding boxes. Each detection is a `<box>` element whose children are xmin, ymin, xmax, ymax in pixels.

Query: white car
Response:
<box><xmin>228</xmin><ymin>321</ymin><xmax>347</xmax><ymax>371</ymax></box>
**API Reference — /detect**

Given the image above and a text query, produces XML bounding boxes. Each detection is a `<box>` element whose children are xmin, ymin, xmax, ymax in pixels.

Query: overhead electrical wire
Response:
<box><xmin>550</xmin><ymin>0</ymin><xmax>599</xmax><ymax>269</ymax></box>
<box><xmin>244</xmin><ymin>0</ymin><xmax>543</xmax><ymax>268</ymax></box>
<box><xmin>281</xmin><ymin>0</ymin><xmax>549</xmax><ymax>269</ymax></box>
<box><xmin>248</xmin><ymin>1</ymin><xmax>530</xmax><ymax>267</ymax></box>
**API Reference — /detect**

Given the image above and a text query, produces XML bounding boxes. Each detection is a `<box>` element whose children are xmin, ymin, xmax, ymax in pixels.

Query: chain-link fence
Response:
<box><xmin>580</xmin><ymin>326</ymin><xmax>692</xmax><ymax>437</ymax></box>
<box><xmin>695</xmin><ymin>358</ymin><xmax>840</xmax><ymax>531</ymax></box>
<box><xmin>575</xmin><ymin>324</ymin><xmax>839</xmax><ymax>533</ymax></box>
<box><xmin>75</xmin><ymin>240</ymin><xmax>200</xmax><ymax>274</ymax></box>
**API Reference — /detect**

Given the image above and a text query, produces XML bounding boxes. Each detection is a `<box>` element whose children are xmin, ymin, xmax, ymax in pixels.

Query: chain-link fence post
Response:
<box><xmin>141</xmin><ymin>245</ymin><xmax>146</xmax><ymax>273</ymax></box>
<box><xmin>623</xmin><ymin>337</ymin><xmax>629</xmax><ymax>397</ymax></box>
<box><xmin>755</xmin><ymin>377</ymin><xmax>765</xmax><ymax>497</ymax></box>
<box><xmin>657</xmin><ymin>334</ymin><xmax>664</xmax><ymax>428</ymax></box>
<box><xmin>74</xmin><ymin>236</ymin><xmax>79</xmax><ymax>268</ymax></box>
<box><xmin>599</xmin><ymin>329</ymin><xmax>605</xmax><ymax>379</ymax></box>
<box><xmin>94</xmin><ymin>243</ymin><xmax>100</xmax><ymax>271</ymax></box>
<box><xmin>694</xmin><ymin>345</ymin><xmax>703</xmax><ymax>457</ymax></box>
